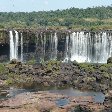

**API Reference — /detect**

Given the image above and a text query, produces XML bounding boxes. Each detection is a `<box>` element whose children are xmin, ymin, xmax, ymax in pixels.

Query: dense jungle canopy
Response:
<box><xmin>0</xmin><ymin>5</ymin><xmax>112</xmax><ymax>30</ymax></box>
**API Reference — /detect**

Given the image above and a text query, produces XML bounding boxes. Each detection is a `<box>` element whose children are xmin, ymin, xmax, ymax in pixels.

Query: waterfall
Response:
<box><xmin>40</xmin><ymin>33</ymin><xmax>44</xmax><ymax>60</ymax></box>
<box><xmin>97</xmin><ymin>32</ymin><xmax>112</xmax><ymax>63</ymax></box>
<box><xmin>43</xmin><ymin>34</ymin><xmax>46</xmax><ymax>59</ymax></box>
<box><xmin>54</xmin><ymin>33</ymin><xmax>58</xmax><ymax>60</ymax></box>
<box><xmin>41</xmin><ymin>33</ymin><xmax>46</xmax><ymax>62</ymax></box>
<box><xmin>9</xmin><ymin>30</ymin><xmax>23</xmax><ymax>61</ymax></box>
<box><xmin>65</xmin><ymin>31</ymin><xmax>112</xmax><ymax>63</ymax></box>
<box><xmin>70</xmin><ymin>32</ymin><xmax>88</xmax><ymax>63</ymax></box>
<box><xmin>9</xmin><ymin>31</ymin><xmax>15</xmax><ymax>60</ymax></box>
<box><xmin>9</xmin><ymin>30</ymin><xmax>112</xmax><ymax>63</ymax></box>
<box><xmin>63</xmin><ymin>35</ymin><xmax>69</xmax><ymax>62</ymax></box>
<box><xmin>50</xmin><ymin>33</ymin><xmax>53</xmax><ymax>59</ymax></box>
<box><xmin>20</xmin><ymin>33</ymin><xmax>23</xmax><ymax>61</ymax></box>
<box><xmin>9</xmin><ymin>30</ymin><xmax>19</xmax><ymax>60</ymax></box>
<box><xmin>50</xmin><ymin>33</ymin><xmax>58</xmax><ymax>60</ymax></box>
<box><xmin>14</xmin><ymin>31</ymin><xmax>19</xmax><ymax>59</ymax></box>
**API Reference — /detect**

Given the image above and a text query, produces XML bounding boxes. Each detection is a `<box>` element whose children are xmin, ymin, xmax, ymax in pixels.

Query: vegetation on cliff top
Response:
<box><xmin>0</xmin><ymin>5</ymin><xmax>112</xmax><ymax>30</ymax></box>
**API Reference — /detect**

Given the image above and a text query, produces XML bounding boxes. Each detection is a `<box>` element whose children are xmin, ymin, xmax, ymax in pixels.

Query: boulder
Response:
<box><xmin>10</xmin><ymin>59</ymin><xmax>18</xmax><ymax>64</ymax></box>
<box><xmin>107</xmin><ymin>57</ymin><xmax>112</xmax><ymax>64</ymax></box>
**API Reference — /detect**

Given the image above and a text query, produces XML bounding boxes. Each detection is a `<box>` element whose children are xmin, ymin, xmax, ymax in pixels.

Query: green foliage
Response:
<box><xmin>0</xmin><ymin>64</ymin><xmax>5</xmax><ymax>73</ymax></box>
<box><xmin>99</xmin><ymin>64</ymin><xmax>112</xmax><ymax>72</ymax></box>
<box><xmin>99</xmin><ymin>66</ymin><xmax>108</xmax><ymax>72</ymax></box>
<box><xmin>5</xmin><ymin>78</ymin><xmax>14</xmax><ymax>85</ymax></box>
<box><xmin>46</xmin><ymin>60</ymin><xmax>60</xmax><ymax>69</ymax></box>
<box><xmin>27</xmin><ymin>58</ymin><xmax>36</xmax><ymax>65</ymax></box>
<box><xmin>5</xmin><ymin>73</ymin><xmax>16</xmax><ymax>85</ymax></box>
<box><xmin>0</xmin><ymin>5</ymin><xmax>112</xmax><ymax>29</ymax></box>
<box><xmin>45</xmin><ymin>60</ymin><xmax>60</xmax><ymax>75</ymax></box>
<box><xmin>102</xmin><ymin>73</ymin><xmax>110</xmax><ymax>78</ymax></box>
<box><xmin>79</xmin><ymin>63</ymin><xmax>95</xmax><ymax>72</ymax></box>
<box><xmin>84</xmin><ymin>77</ymin><xmax>96</xmax><ymax>83</ymax></box>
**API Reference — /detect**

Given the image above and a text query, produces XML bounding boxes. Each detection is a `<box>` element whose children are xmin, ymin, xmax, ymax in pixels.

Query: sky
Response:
<box><xmin>0</xmin><ymin>0</ymin><xmax>112</xmax><ymax>12</ymax></box>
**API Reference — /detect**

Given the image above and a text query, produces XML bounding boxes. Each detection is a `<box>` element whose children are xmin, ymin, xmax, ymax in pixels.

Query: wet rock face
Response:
<box><xmin>107</xmin><ymin>57</ymin><xmax>112</xmax><ymax>64</ymax></box>
<box><xmin>0</xmin><ymin>43</ymin><xmax>9</xmax><ymax>62</ymax></box>
<box><xmin>0</xmin><ymin>55</ymin><xmax>8</xmax><ymax>63</ymax></box>
<box><xmin>106</xmin><ymin>90</ymin><xmax>112</xmax><ymax>103</ymax></box>
<box><xmin>71</xmin><ymin>105</ymin><xmax>92</xmax><ymax>112</ymax></box>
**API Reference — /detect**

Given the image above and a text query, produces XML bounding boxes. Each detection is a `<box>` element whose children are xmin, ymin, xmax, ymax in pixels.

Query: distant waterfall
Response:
<box><xmin>9</xmin><ymin>30</ymin><xmax>112</xmax><ymax>63</ymax></box>
<box><xmin>54</xmin><ymin>33</ymin><xmax>58</xmax><ymax>60</ymax></box>
<box><xmin>64</xmin><ymin>35</ymin><xmax>69</xmax><ymax>62</ymax></box>
<box><xmin>50</xmin><ymin>33</ymin><xmax>58</xmax><ymax>60</ymax></box>
<box><xmin>68</xmin><ymin>31</ymin><xmax>112</xmax><ymax>63</ymax></box>
<box><xmin>93</xmin><ymin>32</ymin><xmax>112</xmax><ymax>63</ymax></box>
<box><xmin>9</xmin><ymin>30</ymin><xmax>23</xmax><ymax>61</ymax></box>
<box><xmin>41</xmin><ymin>33</ymin><xmax>46</xmax><ymax>61</ymax></box>
<box><xmin>43</xmin><ymin>34</ymin><xmax>46</xmax><ymax>57</ymax></box>
<box><xmin>14</xmin><ymin>31</ymin><xmax>19</xmax><ymax>59</ymax></box>
<box><xmin>9</xmin><ymin>31</ymin><xmax>15</xmax><ymax>60</ymax></box>
<box><xmin>9</xmin><ymin>31</ymin><xmax>19</xmax><ymax>60</ymax></box>
<box><xmin>70</xmin><ymin>32</ymin><xmax>88</xmax><ymax>63</ymax></box>
<box><xmin>21</xmin><ymin>33</ymin><xmax>23</xmax><ymax>61</ymax></box>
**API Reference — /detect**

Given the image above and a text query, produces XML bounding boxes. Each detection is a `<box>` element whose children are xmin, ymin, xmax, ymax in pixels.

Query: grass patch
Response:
<box><xmin>0</xmin><ymin>63</ymin><xmax>5</xmax><ymax>73</ymax></box>
<box><xmin>27</xmin><ymin>58</ymin><xmax>36</xmax><ymax>65</ymax></box>
<box><xmin>79</xmin><ymin>63</ymin><xmax>95</xmax><ymax>72</ymax></box>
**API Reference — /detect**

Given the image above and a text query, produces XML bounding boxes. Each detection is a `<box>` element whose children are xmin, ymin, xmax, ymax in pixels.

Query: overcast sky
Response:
<box><xmin>0</xmin><ymin>0</ymin><xmax>111</xmax><ymax>12</ymax></box>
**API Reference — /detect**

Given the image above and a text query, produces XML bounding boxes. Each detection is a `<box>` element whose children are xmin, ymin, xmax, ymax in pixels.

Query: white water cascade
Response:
<box><xmin>9</xmin><ymin>31</ymin><xmax>19</xmax><ymax>60</ymax></box>
<box><xmin>9</xmin><ymin>31</ymin><xmax>15</xmax><ymax>60</ymax></box>
<box><xmin>9</xmin><ymin>30</ymin><xmax>112</xmax><ymax>63</ymax></box>
<box><xmin>21</xmin><ymin>33</ymin><xmax>23</xmax><ymax>61</ymax></box>
<box><xmin>63</xmin><ymin>35</ymin><xmax>69</xmax><ymax>62</ymax></box>
<box><xmin>50</xmin><ymin>33</ymin><xmax>58</xmax><ymax>60</ymax></box>
<box><xmin>9</xmin><ymin>30</ymin><xmax>23</xmax><ymax>61</ymax></box>
<box><xmin>54</xmin><ymin>33</ymin><xmax>58</xmax><ymax>60</ymax></box>
<box><xmin>14</xmin><ymin>31</ymin><xmax>19</xmax><ymax>60</ymax></box>
<box><xmin>93</xmin><ymin>32</ymin><xmax>112</xmax><ymax>63</ymax></box>
<box><xmin>69</xmin><ymin>31</ymin><xmax>112</xmax><ymax>63</ymax></box>
<box><xmin>70</xmin><ymin>32</ymin><xmax>89</xmax><ymax>63</ymax></box>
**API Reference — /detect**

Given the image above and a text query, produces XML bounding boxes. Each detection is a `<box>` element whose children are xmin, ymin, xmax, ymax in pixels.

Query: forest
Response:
<box><xmin>0</xmin><ymin>5</ymin><xmax>112</xmax><ymax>30</ymax></box>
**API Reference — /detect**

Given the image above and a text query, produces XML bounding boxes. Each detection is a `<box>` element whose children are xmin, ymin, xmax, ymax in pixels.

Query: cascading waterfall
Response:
<box><xmin>64</xmin><ymin>35</ymin><xmax>69</xmax><ymax>62</ymax></box>
<box><xmin>20</xmin><ymin>33</ymin><xmax>23</xmax><ymax>61</ymax></box>
<box><xmin>43</xmin><ymin>34</ymin><xmax>46</xmax><ymax>59</ymax></box>
<box><xmin>50</xmin><ymin>33</ymin><xmax>53</xmax><ymax>59</ymax></box>
<box><xmin>40</xmin><ymin>33</ymin><xmax>44</xmax><ymax>60</ymax></box>
<box><xmin>54</xmin><ymin>33</ymin><xmax>58</xmax><ymax>60</ymax></box>
<box><xmin>9</xmin><ymin>30</ymin><xmax>23</xmax><ymax>61</ymax></box>
<box><xmin>40</xmin><ymin>33</ymin><xmax>46</xmax><ymax>61</ymax></box>
<box><xmin>70</xmin><ymin>32</ymin><xmax>88</xmax><ymax>63</ymax></box>
<box><xmin>9</xmin><ymin>31</ymin><xmax>15</xmax><ymax>60</ymax></box>
<box><xmin>50</xmin><ymin>33</ymin><xmax>58</xmax><ymax>60</ymax></box>
<box><xmin>9</xmin><ymin>30</ymin><xmax>19</xmax><ymax>60</ymax></box>
<box><xmin>69</xmin><ymin>31</ymin><xmax>112</xmax><ymax>63</ymax></box>
<box><xmin>9</xmin><ymin>30</ymin><xmax>112</xmax><ymax>63</ymax></box>
<box><xmin>94</xmin><ymin>32</ymin><xmax>112</xmax><ymax>63</ymax></box>
<box><xmin>14</xmin><ymin>31</ymin><xmax>19</xmax><ymax>59</ymax></box>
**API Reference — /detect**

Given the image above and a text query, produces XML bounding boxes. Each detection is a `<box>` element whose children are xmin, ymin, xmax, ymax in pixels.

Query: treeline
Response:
<box><xmin>0</xmin><ymin>5</ymin><xmax>112</xmax><ymax>30</ymax></box>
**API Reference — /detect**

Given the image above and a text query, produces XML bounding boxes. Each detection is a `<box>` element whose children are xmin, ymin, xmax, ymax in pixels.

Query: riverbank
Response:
<box><xmin>0</xmin><ymin>90</ymin><xmax>111</xmax><ymax>112</ymax></box>
<box><xmin>1</xmin><ymin>59</ymin><xmax>111</xmax><ymax>92</ymax></box>
<box><xmin>0</xmin><ymin>59</ymin><xmax>112</xmax><ymax>111</ymax></box>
